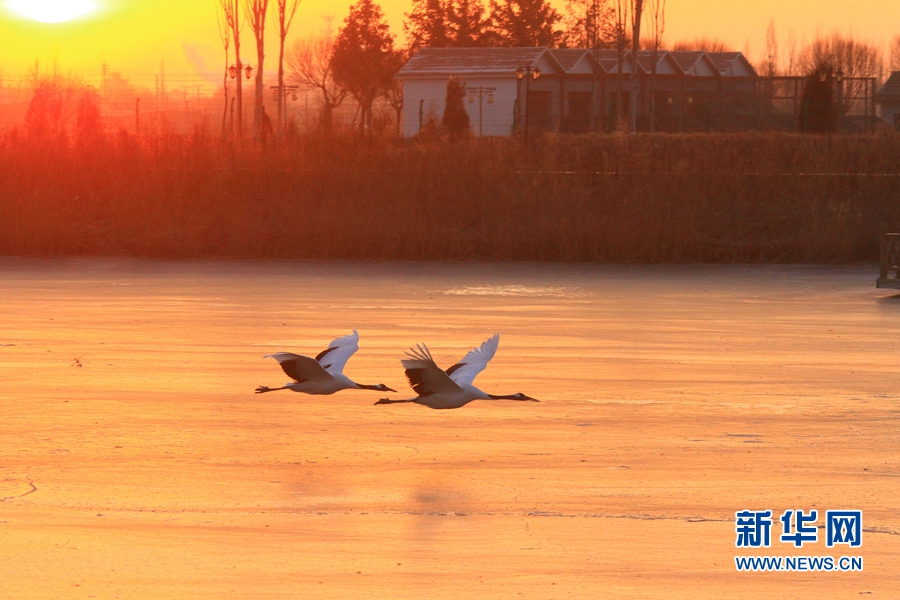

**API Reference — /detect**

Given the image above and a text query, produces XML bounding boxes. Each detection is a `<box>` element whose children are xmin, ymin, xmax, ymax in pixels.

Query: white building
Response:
<box><xmin>395</xmin><ymin>47</ymin><xmax>564</xmax><ymax>137</ymax></box>
<box><xmin>395</xmin><ymin>47</ymin><xmax>762</xmax><ymax>137</ymax></box>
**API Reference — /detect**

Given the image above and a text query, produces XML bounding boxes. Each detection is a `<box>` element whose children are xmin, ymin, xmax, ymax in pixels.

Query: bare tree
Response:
<box><xmin>784</xmin><ymin>30</ymin><xmax>797</xmax><ymax>76</ymax></box>
<box><xmin>798</xmin><ymin>32</ymin><xmax>883</xmax><ymax>114</ymax></box>
<box><xmin>764</xmin><ymin>19</ymin><xmax>778</xmax><ymax>77</ymax></box>
<box><xmin>562</xmin><ymin>0</ymin><xmax>617</xmax><ymax>49</ymax></box>
<box><xmin>670</xmin><ymin>37</ymin><xmax>733</xmax><ymax>52</ymax></box>
<box><xmin>216</xmin><ymin>6</ymin><xmax>231</xmax><ymax>137</ymax></box>
<box><xmin>891</xmin><ymin>35</ymin><xmax>900</xmax><ymax>73</ymax></box>
<box><xmin>288</xmin><ymin>36</ymin><xmax>350</xmax><ymax>130</ymax></box>
<box><xmin>629</xmin><ymin>0</ymin><xmax>643</xmax><ymax>132</ymax></box>
<box><xmin>562</xmin><ymin>0</ymin><xmax>616</xmax><ymax>131</ymax></box>
<box><xmin>220</xmin><ymin>0</ymin><xmax>244</xmax><ymax>138</ymax></box>
<box><xmin>246</xmin><ymin>0</ymin><xmax>270</xmax><ymax>135</ymax></box>
<box><xmin>384</xmin><ymin>49</ymin><xmax>408</xmax><ymax>136</ymax></box>
<box><xmin>613</xmin><ymin>0</ymin><xmax>629</xmax><ymax>128</ymax></box>
<box><xmin>646</xmin><ymin>0</ymin><xmax>664</xmax><ymax>131</ymax></box>
<box><xmin>273</xmin><ymin>0</ymin><xmax>302</xmax><ymax>130</ymax></box>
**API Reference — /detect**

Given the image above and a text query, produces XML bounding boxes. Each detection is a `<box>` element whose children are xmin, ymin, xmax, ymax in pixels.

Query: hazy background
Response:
<box><xmin>1</xmin><ymin>0</ymin><xmax>899</xmax><ymax>90</ymax></box>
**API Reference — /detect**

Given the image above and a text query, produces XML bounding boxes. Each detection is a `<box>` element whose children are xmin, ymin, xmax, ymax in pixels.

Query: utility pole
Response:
<box><xmin>466</xmin><ymin>86</ymin><xmax>495</xmax><ymax>136</ymax></box>
<box><xmin>321</xmin><ymin>13</ymin><xmax>334</xmax><ymax>40</ymax></box>
<box><xmin>160</xmin><ymin>60</ymin><xmax>167</xmax><ymax>116</ymax></box>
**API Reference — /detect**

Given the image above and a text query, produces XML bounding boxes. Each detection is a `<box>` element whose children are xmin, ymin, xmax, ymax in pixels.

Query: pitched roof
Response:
<box><xmin>396</xmin><ymin>47</ymin><xmax>561</xmax><ymax>78</ymax></box>
<box><xmin>549</xmin><ymin>49</ymin><xmax>589</xmax><ymax>71</ymax></box>
<box><xmin>876</xmin><ymin>72</ymin><xmax>900</xmax><ymax>100</ymax></box>
<box><xmin>592</xmin><ymin>49</ymin><xmax>633</xmax><ymax>74</ymax></box>
<box><xmin>396</xmin><ymin>47</ymin><xmax>757</xmax><ymax>79</ymax></box>
<box><xmin>634</xmin><ymin>50</ymin><xmax>681</xmax><ymax>75</ymax></box>
<box><xmin>707</xmin><ymin>52</ymin><xmax>758</xmax><ymax>76</ymax></box>
<box><xmin>669</xmin><ymin>51</ymin><xmax>704</xmax><ymax>71</ymax></box>
<box><xmin>669</xmin><ymin>50</ymin><xmax>722</xmax><ymax>77</ymax></box>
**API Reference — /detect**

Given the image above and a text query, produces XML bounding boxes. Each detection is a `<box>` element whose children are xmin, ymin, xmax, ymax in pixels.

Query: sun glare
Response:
<box><xmin>7</xmin><ymin>0</ymin><xmax>97</xmax><ymax>23</ymax></box>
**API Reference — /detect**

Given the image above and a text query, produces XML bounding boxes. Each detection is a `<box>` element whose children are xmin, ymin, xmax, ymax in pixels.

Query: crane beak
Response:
<box><xmin>384</xmin><ymin>385</ymin><xmax>397</xmax><ymax>392</ymax></box>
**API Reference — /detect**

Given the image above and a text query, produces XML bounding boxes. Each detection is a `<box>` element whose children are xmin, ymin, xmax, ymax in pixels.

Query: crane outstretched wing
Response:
<box><xmin>401</xmin><ymin>343</ymin><xmax>461</xmax><ymax>397</ymax></box>
<box><xmin>314</xmin><ymin>330</ymin><xmax>360</xmax><ymax>375</ymax></box>
<box><xmin>265</xmin><ymin>353</ymin><xmax>331</xmax><ymax>383</ymax></box>
<box><xmin>445</xmin><ymin>334</ymin><xmax>500</xmax><ymax>386</ymax></box>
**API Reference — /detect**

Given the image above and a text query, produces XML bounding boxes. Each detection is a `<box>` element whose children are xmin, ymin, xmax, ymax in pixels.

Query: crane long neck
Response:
<box><xmin>356</xmin><ymin>383</ymin><xmax>382</xmax><ymax>390</ymax></box>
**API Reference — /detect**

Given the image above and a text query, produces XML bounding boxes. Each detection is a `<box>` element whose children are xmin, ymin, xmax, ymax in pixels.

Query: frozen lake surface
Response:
<box><xmin>0</xmin><ymin>259</ymin><xmax>898</xmax><ymax>598</ymax></box>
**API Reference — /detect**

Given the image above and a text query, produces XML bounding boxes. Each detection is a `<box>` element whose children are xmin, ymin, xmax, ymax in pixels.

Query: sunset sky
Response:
<box><xmin>1</xmin><ymin>0</ymin><xmax>898</xmax><ymax>91</ymax></box>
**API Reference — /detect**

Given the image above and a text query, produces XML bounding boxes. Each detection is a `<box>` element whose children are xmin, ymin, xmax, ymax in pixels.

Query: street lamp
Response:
<box><xmin>516</xmin><ymin>67</ymin><xmax>541</xmax><ymax>81</ymax></box>
<box><xmin>516</xmin><ymin>65</ymin><xmax>541</xmax><ymax>140</ymax></box>
<box><xmin>835</xmin><ymin>69</ymin><xmax>845</xmax><ymax>125</ymax></box>
<box><xmin>227</xmin><ymin>63</ymin><xmax>253</xmax><ymax>138</ymax></box>
<box><xmin>228</xmin><ymin>63</ymin><xmax>253</xmax><ymax>79</ymax></box>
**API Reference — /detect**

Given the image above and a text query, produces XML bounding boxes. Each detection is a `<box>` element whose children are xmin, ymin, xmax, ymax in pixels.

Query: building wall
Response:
<box><xmin>879</xmin><ymin>101</ymin><xmax>900</xmax><ymax>129</ymax></box>
<box><xmin>399</xmin><ymin>71</ymin><xmax>787</xmax><ymax>135</ymax></box>
<box><xmin>400</xmin><ymin>78</ymin><xmax>519</xmax><ymax>137</ymax></box>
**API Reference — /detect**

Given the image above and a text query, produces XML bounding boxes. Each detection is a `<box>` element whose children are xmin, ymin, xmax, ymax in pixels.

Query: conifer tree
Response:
<box><xmin>489</xmin><ymin>0</ymin><xmax>561</xmax><ymax>47</ymax></box>
<box><xmin>405</xmin><ymin>0</ymin><xmax>496</xmax><ymax>49</ymax></box>
<box><xmin>447</xmin><ymin>0</ymin><xmax>496</xmax><ymax>47</ymax></box>
<box><xmin>331</xmin><ymin>0</ymin><xmax>396</xmax><ymax>134</ymax></box>
<box><xmin>442</xmin><ymin>77</ymin><xmax>470</xmax><ymax>137</ymax></box>
<box><xmin>405</xmin><ymin>0</ymin><xmax>450</xmax><ymax>49</ymax></box>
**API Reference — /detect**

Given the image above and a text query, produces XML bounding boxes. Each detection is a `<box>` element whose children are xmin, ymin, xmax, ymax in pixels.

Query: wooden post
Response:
<box><xmin>559</xmin><ymin>75</ymin><xmax>564</xmax><ymax>133</ymax></box>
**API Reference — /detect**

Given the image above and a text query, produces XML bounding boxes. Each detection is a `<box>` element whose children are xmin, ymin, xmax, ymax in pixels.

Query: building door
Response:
<box><xmin>565</xmin><ymin>92</ymin><xmax>592</xmax><ymax>133</ymax></box>
<box><xmin>526</xmin><ymin>91</ymin><xmax>552</xmax><ymax>131</ymax></box>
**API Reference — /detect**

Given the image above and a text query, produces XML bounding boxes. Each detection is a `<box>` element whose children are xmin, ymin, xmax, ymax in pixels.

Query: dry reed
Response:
<box><xmin>1</xmin><ymin>127</ymin><xmax>899</xmax><ymax>262</ymax></box>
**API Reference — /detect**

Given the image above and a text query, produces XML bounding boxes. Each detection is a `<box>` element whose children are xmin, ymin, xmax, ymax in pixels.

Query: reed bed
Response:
<box><xmin>1</xmin><ymin>127</ymin><xmax>899</xmax><ymax>262</ymax></box>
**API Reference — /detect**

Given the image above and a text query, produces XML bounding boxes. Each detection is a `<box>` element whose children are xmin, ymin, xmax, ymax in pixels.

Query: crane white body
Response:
<box><xmin>375</xmin><ymin>334</ymin><xmax>538</xmax><ymax>410</ymax></box>
<box><xmin>256</xmin><ymin>330</ymin><xmax>395</xmax><ymax>396</ymax></box>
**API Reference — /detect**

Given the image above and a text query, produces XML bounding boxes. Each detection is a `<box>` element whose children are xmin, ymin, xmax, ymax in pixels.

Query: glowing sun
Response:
<box><xmin>7</xmin><ymin>0</ymin><xmax>97</xmax><ymax>23</ymax></box>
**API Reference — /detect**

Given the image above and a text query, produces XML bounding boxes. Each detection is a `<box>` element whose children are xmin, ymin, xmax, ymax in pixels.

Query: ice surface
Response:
<box><xmin>0</xmin><ymin>259</ymin><xmax>896</xmax><ymax>598</ymax></box>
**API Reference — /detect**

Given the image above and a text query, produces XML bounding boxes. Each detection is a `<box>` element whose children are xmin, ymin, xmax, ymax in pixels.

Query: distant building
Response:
<box><xmin>395</xmin><ymin>47</ymin><xmax>559</xmax><ymax>137</ymax></box>
<box><xmin>395</xmin><ymin>47</ymin><xmax>764</xmax><ymax>137</ymax></box>
<box><xmin>876</xmin><ymin>72</ymin><xmax>900</xmax><ymax>129</ymax></box>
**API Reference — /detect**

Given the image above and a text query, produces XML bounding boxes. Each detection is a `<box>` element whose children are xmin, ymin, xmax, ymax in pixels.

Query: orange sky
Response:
<box><xmin>0</xmin><ymin>0</ymin><xmax>898</xmax><ymax>91</ymax></box>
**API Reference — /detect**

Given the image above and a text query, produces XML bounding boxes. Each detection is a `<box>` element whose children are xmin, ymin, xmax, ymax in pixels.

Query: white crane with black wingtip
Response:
<box><xmin>374</xmin><ymin>334</ymin><xmax>539</xmax><ymax>409</ymax></box>
<box><xmin>256</xmin><ymin>330</ymin><xmax>396</xmax><ymax>395</ymax></box>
